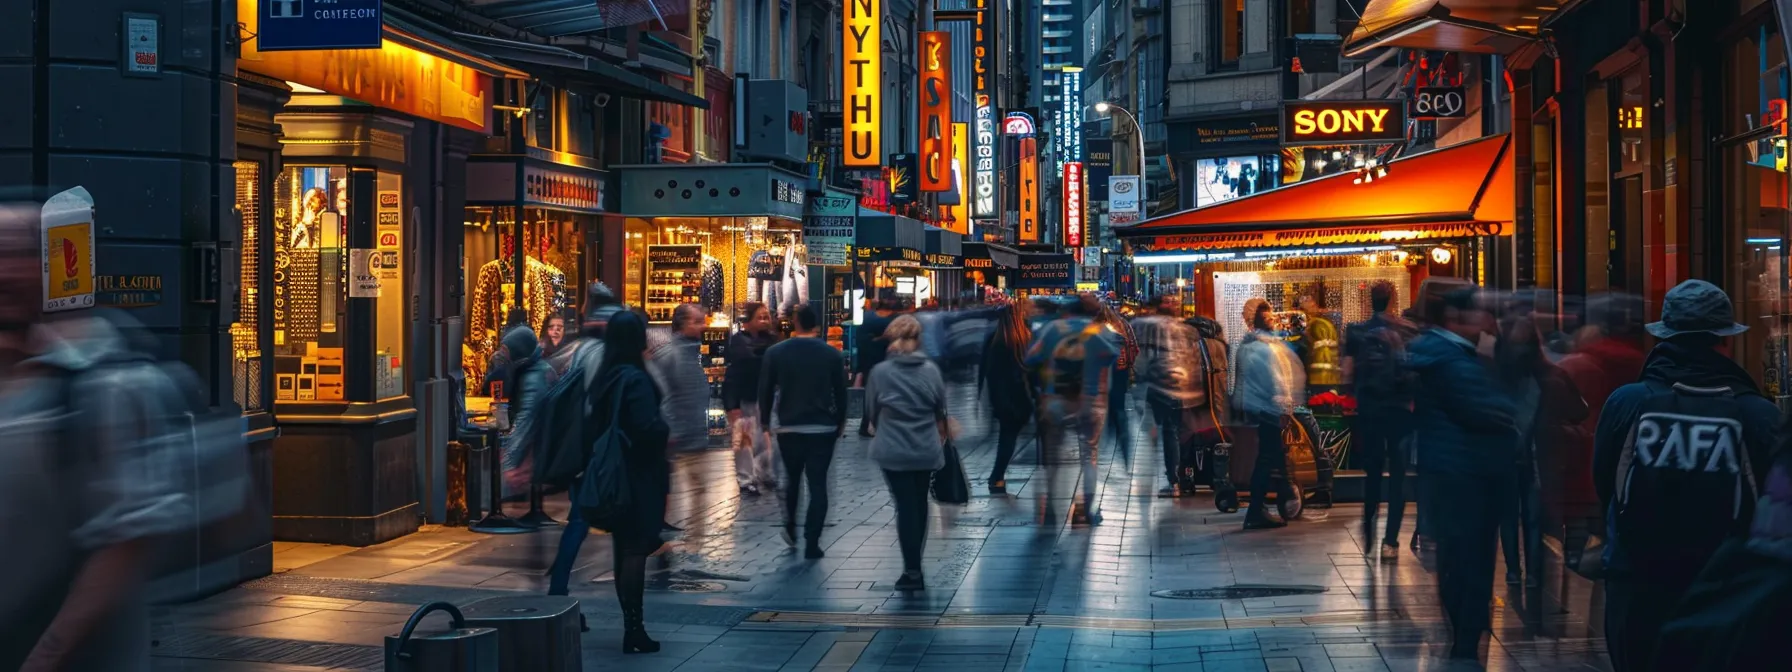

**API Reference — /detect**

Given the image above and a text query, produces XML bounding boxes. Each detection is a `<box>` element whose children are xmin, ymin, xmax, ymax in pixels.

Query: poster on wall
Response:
<box><xmin>1195</xmin><ymin>156</ymin><xmax>1276</xmax><ymax>207</ymax></box>
<box><xmin>40</xmin><ymin>187</ymin><xmax>96</xmax><ymax>313</ymax></box>
<box><xmin>348</xmin><ymin>249</ymin><xmax>381</xmax><ymax>298</ymax></box>
<box><xmin>804</xmin><ymin>193</ymin><xmax>856</xmax><ymax>266</ymax></box>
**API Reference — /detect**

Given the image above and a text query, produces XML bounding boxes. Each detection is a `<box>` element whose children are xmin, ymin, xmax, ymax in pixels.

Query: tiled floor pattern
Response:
<box><xmin>151</xmin><ymin>399</ymin><xmax>1608</xmax><ymax>671</ymax></box>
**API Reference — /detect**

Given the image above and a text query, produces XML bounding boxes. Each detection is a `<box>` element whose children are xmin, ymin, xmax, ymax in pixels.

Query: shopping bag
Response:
<box><xmin>931</xmin><ymin>441</ymin><xmax>971</xmax><ymax>505</ymax></box>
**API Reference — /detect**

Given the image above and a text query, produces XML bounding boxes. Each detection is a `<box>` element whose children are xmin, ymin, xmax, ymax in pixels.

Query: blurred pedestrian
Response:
<box><xmin>1026</xmin><ymin>295</ymin><xmax>1120</xmax><ymax>525</ymax></box>
<box><xmin>1593</xmin><ymin>279</ymin><xmax>1778</xmax><ymax>672</ymax></box>
<box><xmin>725</xmin><ymin>302</ymin><xmax>780</xmax><ymax>496</ymax></box>
<box><xmin>0</xmin><ymin>205</ymin><xmax>195</xmax><ymax>672</ymax></box>
<box><xmin>500</xmin><ymin>323</ymin><xmax>547</xmax><ymax>499</ymax></box>
<box><xmin>855</xmin><ymin>297</ymin><xmax>897</xmax><ymax>437</ymax></box>
<box><xmin>759</xmin><ymin>304</ymin><xmax>848</xmax><ymax>558</ymax></box>
<box><xmin>980</xmin><ymin>300</ymin><xmax>1037</xmax><ymax>494</ymax></box>
<box><xmin>1555</xmin><ymin>292</ymin><xmax>1645</xmax><ymax>565</ymax></box>
<box><xmin>585</xmin><ymin>311</ymin><xmax>670</xmax><ymax>654</ymax></box>
<box><xmin>1408</xmin><ymin>286</ymin><xmax>1517</xmax><ymax>660</ymax></box>
<box><xmin>865</xmin><ymin>315</ymin><xmax>949</xmax><ymax>590</ymax></box>
<box><xmin>1234</xmin><ymin>298</ymin><xmax>1306</xmax><ymax>530</ymax></box>
<box><xmin>648</xmin><ymin>304</ymin><xmax>711</xmax><ymax>455</ymax></box>
<box><xmin>1132</xmin><ymin>296</ymin><xmax>1195</xmax><ymax>496</ymax></box>
<box><xmin>1342</xmin><ymin>281</ymin><xmax>1417</xmax><ymax>560</ymax></box>
<box><xmin>1096</xmin><ymin>303</ymin><xmax>1139</xmax><ymax>465</ymax></box>
<box><xmin>1494</xmin><ymin>311</ymin><xmax>1586</xmax><ymax>588</ymax></box>
<box><xmin>540</xmin><ymin>313</ymin><xmax>567</xmax><ymax>359</ymax></box>
<box><xmin>545</xmin><ymin>283</ymin><xmax>623</xmax><ymax>606</ymax></box>
<box><xmin>482</xmin><ymin>308</ymin><xmax>531</xmax><ymax>397</ymax></box>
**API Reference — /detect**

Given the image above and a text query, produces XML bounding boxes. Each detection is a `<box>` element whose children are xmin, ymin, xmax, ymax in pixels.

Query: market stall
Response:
<box><xmin>1117</xmin><ymin>133</ymin><xmax>1515</xmax><ymax>500</ymax></box>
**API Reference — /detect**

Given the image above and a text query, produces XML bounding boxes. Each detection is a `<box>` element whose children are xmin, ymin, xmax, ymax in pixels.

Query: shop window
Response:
<box><xmin>1284</xmin><ymin>0</ymin><xmax>1313</xmax><ymax>37</ymax></box>
<box><xmin>232</xmin><ymin>160</ymin><xmax>266</xmax><ymax>412</ymax></box>
<box><xmin>1719</xmin><ymin>26</ymin><xmax>1790</xmax><ymax>396</ymax></box>
<box><xmin>272</xmin><ymin>166</ymin><xmax>350</xmax><ymax>402</ymax></box>
<box><xmin>461</xmin><ymin>206</ymin><xmax>588</xmax><ymax>396</ymax></box>
<box><xmin>374</xmin><ymin>172</ymin><xmax>407</xmax><ymax>400</ymax></box>
<box><xmin>271</xmin><ymin>166</ymin><xmax>409</xmax><ymax>403</ymax></box>
<box><xmin>622</xmin><ymin>217</ymin><xmax>808</xmax><ymax>326</ymax></box>
<box><xmin>1211</xmin><ymin>0</ymin><xmax>1242</xmax><ymax>69</ymax></box>
<box><xmin>1584</xmin><ymin>82</ymin><xmax>1610</xmax><ymax>294</ymax></box>
<box><xmin>1531</xmin><ymin>118</ymin><xmax>1556</xmax><ymax>289</ymax></box>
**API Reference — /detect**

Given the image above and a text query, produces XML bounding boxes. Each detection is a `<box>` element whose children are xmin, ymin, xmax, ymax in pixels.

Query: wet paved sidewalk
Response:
<box><xmin>150</xmin><ymin>405</ymin><xmax>1610</xmax><ymax>671</ymax></box>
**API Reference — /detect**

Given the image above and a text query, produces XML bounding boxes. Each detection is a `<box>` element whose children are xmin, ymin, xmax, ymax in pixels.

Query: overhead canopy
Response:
<box><xmin>1118</xmin><ymin>134</ymin><xmax>1514</xmax><ymax>251</ymax></box>
<box><xmin>1341</xmin><ymin>0</ymin><xmax>1562</xmax><ymax>58</ymax></box>
<box><xmin>470</xmin><ymin>0</ymin><xmax>687</xmax><ymax>37</ymax></box>
<box><xmin>451</xmin><ymin>32</ymin><xmax>709</xmax><ymax>109</ymax></box>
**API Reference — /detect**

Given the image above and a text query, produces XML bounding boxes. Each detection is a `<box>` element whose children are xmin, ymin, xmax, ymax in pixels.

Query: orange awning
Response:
<box><xmin>1340</xmin><ymin>0</ymin><xmax>1561</xmax><ymax>58</ymax></box>
<box><xmin>1119</xmin><ymin>134</ymin><xmax>1514</xmax><ymax>251</ymax></box>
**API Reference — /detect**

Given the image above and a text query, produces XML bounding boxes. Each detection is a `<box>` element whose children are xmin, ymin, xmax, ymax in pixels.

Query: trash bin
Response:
<box><xmin>385</xmin><ymin>602</ymin><xmax>499</xmax><ymax>672</ymax></box>
<box><xmin>460</xmin><ymin>595</ymin><xmax>583</xmax><ymax>671</ymax></box>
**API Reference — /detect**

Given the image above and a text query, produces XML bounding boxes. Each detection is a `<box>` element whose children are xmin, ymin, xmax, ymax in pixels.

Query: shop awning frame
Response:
<box><xmin>1340</xmin><ymin>0</ymin><xmax>1561</xmax><ymax>58</ymax></box>
<box><xmin>963</xmin><ymin>242</ymin><xmax>1022</xmax><ymax>269</ymax></box>
<box><xmin>451</xmin><ymin>32</ymin><xmax>710</xmax><ymax>109</ymax></box>
<box><xmin>1117</xmin><ymin>133</ymin><xmax>1514</xmax><ymax>251</ymax></box>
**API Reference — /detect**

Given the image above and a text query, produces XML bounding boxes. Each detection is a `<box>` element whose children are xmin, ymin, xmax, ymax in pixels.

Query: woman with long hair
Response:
<box><xmin>1494</xmin><ymin>311</ymin><xmax>1587</xmax><ymax>588</ymax></box>
<box><xmin>588</xmin><ymin>311</ymin><xmax>671</xmax><ymax>653</ymax></box>
<box><xmin>539</xmin><ymin>314</ymin><xmax>567</xmax><ymax>358</ymax></box>
<box><xmin>865</xmin><ymin>315</ymin><xmax>949</xmax><ymax>590</ymax></box>
<box><xmin>979</xmin><ymin>300</ymin><xmax>1036</xmax><ymax>493</ymax></box>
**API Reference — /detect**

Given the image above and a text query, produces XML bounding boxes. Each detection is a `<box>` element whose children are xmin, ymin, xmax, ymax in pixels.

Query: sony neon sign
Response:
<box><xmin>1280</xmin><ymin>100</ymin><xmax>1406</xmax><ymax>146</ymax></box>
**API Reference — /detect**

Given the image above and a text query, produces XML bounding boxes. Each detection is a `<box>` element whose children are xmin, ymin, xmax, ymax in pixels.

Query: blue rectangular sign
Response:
<box><xmin>258</xmin><ymin>0</ymin><xmax>382</xmax><ymax>52</ymax></box>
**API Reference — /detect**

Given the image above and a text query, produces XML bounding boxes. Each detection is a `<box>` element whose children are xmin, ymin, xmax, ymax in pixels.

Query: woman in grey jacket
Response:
<box><xmin>864</xmin><ymin>314</ymin><xmax>948</xmax><ymax>590</ymax></box>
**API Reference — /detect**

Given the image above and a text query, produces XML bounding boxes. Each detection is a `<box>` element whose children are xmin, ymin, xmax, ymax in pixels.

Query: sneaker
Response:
<box><xmin>894</xmin><ymin>571</ymin><xmax>925</xmax><ymax>590</ymax></box>
<box><xmin>742</xmin><ymin>483</ymin><xmax>762</xmax><ymax>497</ymax></box>
<box><xmin>1380</xmin><ymin>543</ymin><xmax>1399</xmax><ymax>562</ymax></box>
<box><xmin>804</xmin><ymin>543</ymin><xmax>825</xmax><ymax>559</ymax></box>
<box><xmin>1158</xmin><ymin>484</ymin><xmax>1181</xmax><ymax>498</ymax></box>
<box><xmin>1070</xmin><ymin>505</ymin><xmax>1103</xmax><ymax>526</ymax></box>
<box><xmin>781</xmin><ymin>523</ymin><xmax>796</xmax><ymax>547</ymax></box>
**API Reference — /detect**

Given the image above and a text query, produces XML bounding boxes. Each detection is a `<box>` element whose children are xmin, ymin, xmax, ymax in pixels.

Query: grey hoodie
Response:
<box><xmin>0</xmin><ymin>313</ymin><xmax>187</xmax><ymax>671</ymax></box>
<box><xmin>864</xmin><ymin>351</ymin><xmax>947</xmax><ymax>472</ymax></box>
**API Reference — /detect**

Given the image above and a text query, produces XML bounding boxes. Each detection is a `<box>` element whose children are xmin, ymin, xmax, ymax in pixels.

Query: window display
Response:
<box><xmin>272</xmin><ymin>166</ymin><xmax>410</xmax><ymax>403</ymax></box>
<box><xmin>232</xmin><ymin>160</ymin><xmax>266</xmax><ymax>411</ymax></box>
<box><xmin>623</xmin><ymin>217</ymin><xmax>805</xmax><ymax>327</ymax></box>
<box><xmin>462</xmin><ymin>206</ymin><xmax>585</xmax><ymax>393</ymax></box>
<box><xmin>646</xmin><ymin>244</ymin><xmax>703</xmax><ymax>322</ymax></box>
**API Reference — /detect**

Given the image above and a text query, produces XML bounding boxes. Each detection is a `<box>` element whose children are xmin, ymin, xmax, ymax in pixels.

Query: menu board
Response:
<box><xmin>645</xmin><ymin>244</ymin><xmax>703</xmax><ymax>323</ymax></box>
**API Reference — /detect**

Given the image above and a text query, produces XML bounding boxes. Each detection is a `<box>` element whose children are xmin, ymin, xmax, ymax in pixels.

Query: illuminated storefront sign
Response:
<box><xmin>971</xmin><ymin>0</ymin><xmax>998</xmax><ymax>218</ymax></box>
<box><xmin>238</xmin><ymin>0</ymin><xmax>492</xmax><ymax>132</ymax></box>
<box><xmin>1057</xmin><ymin>67</ymin><xmax>1083</xmax><ymax>173</ymax></box>
<box><xmin>843</xmin><ymin>0</ymin><xmax>881</xmax><ymax>166</ymax></box>
<box><xmin>919</xmin><ymin>31</ymin><xmax>953</xmax><ymax>192</ymax></box>
<box><xmin>1019</xmin><ymin>136</ymin><xmax>1040</xmax><ymax>242</ymax></box>
<box><xmin>1062</xmin><ymin>161</ymin><xmax>1084</xmax><ymax>247</ymax></box>
<box><xmin>1004</xmin><ymin>112</ymin><xmax>1036</xmax><ymax>136</ymax></box>
<box><xmin>949</xmin><ymin>122</ymin><xmax>971</xmax><ymax>235</ymax></box>
<box><xmin>1281</xmin><ymin>100</ymin><xmax>1405</xmax><ymax>146</ymax></box>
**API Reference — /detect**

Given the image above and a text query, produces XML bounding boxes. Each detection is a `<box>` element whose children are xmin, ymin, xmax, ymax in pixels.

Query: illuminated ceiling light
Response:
<box><xmin>1431</xmin><ymin>247</ymin><xmax>1454</xmax><ymax>264</ymax></box>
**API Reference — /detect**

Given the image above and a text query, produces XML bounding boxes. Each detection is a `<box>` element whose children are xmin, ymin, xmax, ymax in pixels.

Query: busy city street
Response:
<box><xmin>147</xmin><ymin>413</ymin><xmax>1610</xmax><ymax>671</ymax></box>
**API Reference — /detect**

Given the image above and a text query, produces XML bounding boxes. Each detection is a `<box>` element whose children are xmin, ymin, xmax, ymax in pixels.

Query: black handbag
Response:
<box><xmin>575</xmin><ymin>379</ymin><xmax>633</xmax><ymax>531</ymax></box>
<box><xmin>932</xmin><ymin>440</ymin><xmax>971</xmax><ymax>505</ymax></box>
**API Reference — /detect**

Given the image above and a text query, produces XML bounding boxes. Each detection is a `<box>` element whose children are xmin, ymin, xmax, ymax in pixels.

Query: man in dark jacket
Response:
<box><xmin>854</xmin><ymin>297</ymin><xmax>897</xmax><ymax>437</ymax></box>
<box><xmin>1407</xmin><ymin>286</ymin><xmax>1517</xmax><ymax>660</ymax></box>
<box><xmin>1343</xmin><ymin>280</ymin><xmax>1418</xmax><ymax>561</ymax></box>
<box><xmin>759</xmin><ymin>304</ymin><xmax>848</xmax><ymax>558</ymax></box>
<box><xmin>1592</xmin><ymin>279</ymin><xmax>1779</xmax><ymax>672</ymax></box>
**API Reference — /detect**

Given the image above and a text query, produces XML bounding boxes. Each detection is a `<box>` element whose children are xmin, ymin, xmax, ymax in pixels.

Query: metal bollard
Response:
<box><xmin>384</xmin><ymin>602</ymin><xmax>499</xmax><ymax>672</ymax></box>
<box><xmin>459</xmin><ymin>595</ymin><xmax>583</xmax><ymax>671</ymax></box>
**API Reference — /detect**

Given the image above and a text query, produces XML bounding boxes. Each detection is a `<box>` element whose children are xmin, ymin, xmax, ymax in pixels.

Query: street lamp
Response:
<box><xmin>1093</xmin><ymin>101</ymin><xmax>1148</xmax><ymax>177</ymax></box>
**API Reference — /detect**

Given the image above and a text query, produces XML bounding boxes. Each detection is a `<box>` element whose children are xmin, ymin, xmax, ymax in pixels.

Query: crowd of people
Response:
<box><xmin>480</xmin><ymin>278</ymin><xmax>1792</xmax><ymax>666</ymax></box>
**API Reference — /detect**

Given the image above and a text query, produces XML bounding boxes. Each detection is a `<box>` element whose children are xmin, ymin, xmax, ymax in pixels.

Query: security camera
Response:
<box><xmin>595</xmin><ymin>92</ymin><xmax>611</xmax><ymax>107</ymax></box>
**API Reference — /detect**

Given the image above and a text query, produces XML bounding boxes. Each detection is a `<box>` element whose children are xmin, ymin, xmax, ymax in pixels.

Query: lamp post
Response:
<box><xmin>1094</xmin><ymin>101</ymin><xmax>1147</xmax><ymax>179</ymax></box>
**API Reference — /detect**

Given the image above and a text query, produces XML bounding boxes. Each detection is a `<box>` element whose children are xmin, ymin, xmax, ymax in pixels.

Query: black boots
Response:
<box><xmin>622</xmin><ymin>607</ymin><xmax>660</xmax><ymax>654</ymax></box>
<box><xmin>1243</xmin><ymin>507</ymin><xmax>1287</xmax><ymax>530</ymax></box>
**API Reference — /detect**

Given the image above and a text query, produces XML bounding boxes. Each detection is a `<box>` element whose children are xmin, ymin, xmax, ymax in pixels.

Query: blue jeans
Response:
<box><xmin>548</xmin><ymin>481</ymin><xmax>590</xmax><ymax>595</ymax></box>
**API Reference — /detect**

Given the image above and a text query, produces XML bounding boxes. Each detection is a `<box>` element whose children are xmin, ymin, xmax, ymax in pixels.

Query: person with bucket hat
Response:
<box><xmin>1592</xmin><ymin>279</ymin><xmax>1781</xmax><ymax>672</ymax></box>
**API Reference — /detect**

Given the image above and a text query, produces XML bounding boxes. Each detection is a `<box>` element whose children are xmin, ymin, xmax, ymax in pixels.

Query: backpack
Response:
<box><xmin>1351</xmin><ymin>321</ymin><xmax>1413</xmax><ymax>405</ymax></box>
<box><xmin>575</xmin><ymin>377</ymin><xmax>633</xmax><ymax>531</ymax></box>
<box><xmin>1613</xmin><ymin>383</ymin><xmax>1761</xmax><ymax>575</ymax></box>
<box><xmin>532</xmin><ymin>339</ymin><xmax>604</xmax><ymax>488</ymax></box>
<box><xmin>1045</xmin><ymin>321</ymin><xmax>1103</xmax><ymax>399</ymax></box>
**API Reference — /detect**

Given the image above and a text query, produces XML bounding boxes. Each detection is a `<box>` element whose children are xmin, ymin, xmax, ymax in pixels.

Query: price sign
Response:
<box><xmin>1409</xmin><ymin>86</ymin><xmax>1467</xmax><ymax>119</ymax></box>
